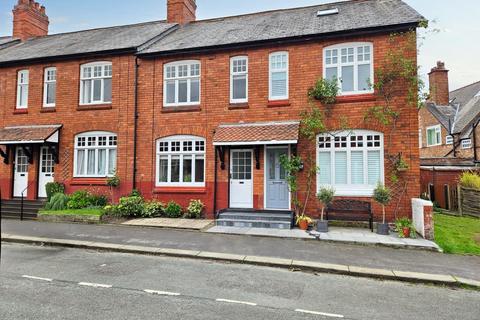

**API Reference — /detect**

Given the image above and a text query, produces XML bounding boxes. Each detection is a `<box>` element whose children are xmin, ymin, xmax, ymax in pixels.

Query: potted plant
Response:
<box><xmin>316</xmin><ymin>186</ymin><xmax>335</xmax><ymax>233</ymax></box>
<box><xmin>373</xmin><ymin>183</ymin><xmax>392</xmax><ymax>235</ymax></box>
<box><xmin>395</xmin><ymin>157</ymin><xmax>409</xmax><ymax>172</ymax></box>
<box><xmin>296</xmin><ymin>214</ymin><xmax>312</xmax><ymax>231</ymax></box>
<box><xmin>395</xmin><ymin>217</ymin><xmax>414</xmax><ymax>238</ymax></box>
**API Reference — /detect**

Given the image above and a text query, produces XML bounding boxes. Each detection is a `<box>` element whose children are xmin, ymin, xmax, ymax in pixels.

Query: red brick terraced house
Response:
<box><xmin>419</xmin><ymin>62</ymin><xmax>480</xmax><ymax>209</ymax></box>
<box><xmin>0</xmin><ymin>0</ymin><xmax>425</xmax><ymax>224</ymax></box>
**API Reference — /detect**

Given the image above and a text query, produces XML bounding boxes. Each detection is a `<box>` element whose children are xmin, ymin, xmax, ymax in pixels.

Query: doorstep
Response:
<box><xmin>121</xmin><ymin>218</ymin><xmax>214</xmax><ymax>230</ymax></box>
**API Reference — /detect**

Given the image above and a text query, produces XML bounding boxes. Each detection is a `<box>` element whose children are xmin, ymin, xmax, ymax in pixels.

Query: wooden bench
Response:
<box><xmin>326</xmin><ymin>200</ymin><xmax>373</xmax><ymax>231</ymax></box>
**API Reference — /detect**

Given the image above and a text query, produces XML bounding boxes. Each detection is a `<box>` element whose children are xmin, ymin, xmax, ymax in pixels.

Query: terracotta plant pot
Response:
<box><xmin>402</xmin><ymin>227</ymin><xmax>411</xmax><ymax>238</ymax></box>
<box><xmin>298</xmin><ymin>220</ymin><xmax>309</xmax><ymax>230</ymax></box>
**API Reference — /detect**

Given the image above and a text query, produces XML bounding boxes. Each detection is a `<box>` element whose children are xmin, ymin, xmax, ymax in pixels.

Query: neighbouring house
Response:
<box><xmin>0</xmin><ymin>0</ymin><xmax>425</xmax><ymax>223</ymax></box>
<box><xmin>419</xmin><ymin>62</ymin><xmax>480</xmax><ymax>209</ymax></box>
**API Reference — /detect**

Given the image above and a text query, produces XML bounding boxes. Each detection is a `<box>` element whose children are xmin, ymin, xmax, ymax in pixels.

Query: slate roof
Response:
<box><xmin>0</xmin><ymin>125</ymin><xmax>62</xmax><ymax>145</ymax></box>
<box><xmin>0</xmin><ymin>36</ymin><xmax>18</xmax><ymax>49</ymax></box>
<box><xmin>0</xmin><ymin>21</ymin><xmax>176</xmax><ymax>65</ymax></box>
<box><xmin>213</xmin><ymin>121</ymin><xmax>300</xmax><ymax>145</ymax></box>
<box><xmin>140</xmin><ymin>0</ymin><xmax>424</xmax><ymax>55</ymax></box>
<box><xmin>428</xmin><ymin>81</ymin><xmax>480</xmax><ymax>139</ymax></box>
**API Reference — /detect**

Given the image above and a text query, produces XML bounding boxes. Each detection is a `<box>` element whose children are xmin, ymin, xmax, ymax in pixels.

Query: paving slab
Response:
<box><xmin>122</xmin><ymin>218</ymin><xmax>213</xmax><ymax>230</ymax></box>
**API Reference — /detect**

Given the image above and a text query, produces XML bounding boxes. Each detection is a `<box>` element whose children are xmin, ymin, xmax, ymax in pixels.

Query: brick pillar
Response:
<box><xmin>423</xmin><ymin>203</ymin><xmax>434</xmax><ymax>240</ymax></box>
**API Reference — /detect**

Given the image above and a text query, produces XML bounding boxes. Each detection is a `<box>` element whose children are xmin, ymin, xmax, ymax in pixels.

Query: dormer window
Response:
<box><xmin>324</xmin><ymin>43</ymin><xmax>373</xmax><ymax>95</ymax></box>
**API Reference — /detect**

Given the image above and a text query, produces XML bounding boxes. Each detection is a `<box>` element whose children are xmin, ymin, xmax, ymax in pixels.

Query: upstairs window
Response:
<box><xmin>317</xmin><ymin>130</ymin><xmax>384</xmax><ymax>196</ymax></box>
<box><xmin>164</xmin><ymin>61</ymin><xmax>201</xmax><ymax>107</ymax></box>
<box><xmin>16</xmin><ymin>70</ymin><xmax>29</xmax><ymax>109</ymax></box>
<box><xmin>324</xmin><ymin>43</ymin><xmax>373</xmax><ymax>95</ymax></box>
<box><xmin>426</xmin><ymin>125</ymin><xmax>441</xmax><ymax>146</ymax></box>
<box><xmin>43</xmin><ymin>67</ymin><xmax>56</xmax><ymax>107</ymax></box>
<box><xmin>445</xmin><ymin>135</ymin><xmax>453</xmax><ymax>145</ymax></box>
<box><xmin>156</xmin><ymin>136</ymin><xmax>205</xmax><ymax>187</ymax></box>
<box><xmin>462</xmin><ymin>139</ymin><xmax>472</xmax><ymax>149</ymax></box>
<box><xmin>74</xmin><ymin>131</ymin><xmax>117</xmax><ymax>177</ymax></box>
<box><xmin>269</xmin><ymin>52</ymin><xmax>289</xmax><ymax>100</ymax></box>
<box><xmin>230</xmin><ymin>56</ymin><xmax>248</xmax><ymax>103</ymax></box>
<box><xmin>80</xmin><ymin>62</ymin><xmax>112</xmax><ymax>105</ymax></box>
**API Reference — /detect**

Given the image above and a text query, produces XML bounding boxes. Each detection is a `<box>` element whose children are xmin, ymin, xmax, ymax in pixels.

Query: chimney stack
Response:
<box><xmin>428</xmin><ymin>61</ymin><xmax>450</xmax><ymax>105</ymax></box>
<box><xmin>13</xmin><ymin>0</ymin><xmax>49</xmax><ymax>41</ymax></box>
<box><xmin>167</xmin><ymin>0</ymin><xmax>196</xmax><ymax>25</ymax></box>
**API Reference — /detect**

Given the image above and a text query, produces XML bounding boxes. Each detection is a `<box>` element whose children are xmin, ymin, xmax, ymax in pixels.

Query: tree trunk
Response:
<box><xmin>382</xmin><ymin>205</ymin><xmax>386</xmax><ymax>224</ymax></box>
<box><xmin>321</xmin><ymin>207</ymin><xmax>324</xmax><ymax>221</ymax></box>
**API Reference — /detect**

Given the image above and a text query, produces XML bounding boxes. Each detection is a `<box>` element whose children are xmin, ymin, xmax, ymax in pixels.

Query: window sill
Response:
<box><xmin>153</xmin><ymin>187</ymin><xmax>207</xmax><ymax>194</ymax></box>
<box><xmin>335</xmin><ymin>93</ymin><xmax>376</xmax><ymax>103</ymax></box>
<box><xmin>40</xmin><ymin>108</ymin><xmax>56</xmax><ymax>113</ymax></box>
<box><xmin>77</xmin><ymin>104</ymin><xmax>113</xmax><ymax>111</ymax></box>
<box><xmin>13</xmin><ymin>109</ymin><xmax>28</xmax><ymax>114</ymax></box>
<box><xmin>229</xmin><ymin>103</ymin><xmax>249</xmax><ymax>110</ymax></box>
<box><xmin>162</xmin><ymin>105</ymin><xmax>201</xmax><ymax>113</ymax></box>
<box><xmin>70</xmin><ymin>178</ymin><xmax>108</xmax><ymax>186</ymax></box>
<box><xmin>267</xmin><ymin>100</ymin><xmax>291</xmax><ymax>108</ymax></box>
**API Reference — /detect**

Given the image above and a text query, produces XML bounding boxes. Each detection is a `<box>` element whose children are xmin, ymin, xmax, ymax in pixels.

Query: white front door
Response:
<box><xmin>38</xmin><ymin>147</ymin><xmax>55</xmax><ymax>198</ymax></box>
<box><xmin>13</xmin><ymin>147</ymin><xmax>29</xmax><ymax>197</ymax></box>
<box><xmin>265</xmin><ymin>147</ymin><xmax>290</xmax><ymax>210</ymax></box>
<box><xmin>230</xmin><ymin>149</ymin><xmax>253</xmax><ymax>209</ymax></box>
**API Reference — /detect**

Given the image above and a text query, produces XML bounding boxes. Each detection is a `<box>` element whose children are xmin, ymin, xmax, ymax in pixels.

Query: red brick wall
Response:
<box><xmin>0</xmin><ymin>54</ymin><xmax>136</xmax><ymax>200</ymax></box>
<box><xmin>136</xmin><ymin>31</ymin><xmax>421</xmax><ymax>221</ymax></box>
<box><xmin>420</xmin><ymin>168</ymin><xmax>463</xmax><ymax>209</ymax></box>
<box><xmin>418</xmin><ymin>107</ymin><xmax>453</xmax><ymax>158</ymax></box>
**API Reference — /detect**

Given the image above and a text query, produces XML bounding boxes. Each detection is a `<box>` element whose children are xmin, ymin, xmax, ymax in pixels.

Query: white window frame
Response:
<box><xmin>43</xmin><ymin>67</ymin><xmax>57</xmax><ymax>107</ymax></box>
<box><xmin>269</xmin><ymin>51</ymin><xmax>289</xmax><ymax>101</ymax></box>
<box><xmin>323</xmin><ymin>42</ymin><xmax>374</xmax><ymax>96</ymax></box>
<box><xmin>230</xmin><ymin>56</ymin><xmax>248</xmax><ymax>104</ymax></box>
<box><xmin>163</xmin><ymin>60</ymin><xmax>201</xmax><ymax>107</ymax></box>
<box><xmin>16</xmin><ymin>70</ymin><xmax>29</xmax><ymax>109</ymax></box>
<box><xmin>316</xmin><ymin>130</ymin><xmax>385</xmax><ymax>196</ymax></box>
<box><xmin>73</xmin><ymin>131</ymin><xmax>117</xmax><ymax>178</ymax></box>
<box><xmin>79</xmin><ymin>61</ymin><xmax>112</xmax><ymax>105</ymax></box>
<box><xmin>426</xmin><ymin>125</ymin><xmax>442</xmax><ymax>147</ymax></box>
<box><xmin>462</xmin><ymin>139</ymin><xmax>472</xmax><ymax>149</ymax></box>
<box><xmin>156</xmin><ymin>135</ymin><xmax>206</xmax><ymax>187</ymax></box>
<box><xmin>445</xmin><ymin>135</ymin><xmax>453</xmax><ymax>145</ymax></box>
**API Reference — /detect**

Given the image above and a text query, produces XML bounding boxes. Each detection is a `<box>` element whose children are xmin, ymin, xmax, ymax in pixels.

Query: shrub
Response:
<box><xmin>106</xmin><ymin>174</ymin><xmax>120</xmax><ymax>188</ymax></box>
<box><xmin>45</xmin><ymin>182</ymin><xmax>65</xmax><ymax>201</ymax></box>
<box><xmin>45</xmin><ymin>193</ymin><xmax>68</xmax><ymax>211</ymax></box>
<box><xmin>317</xmin><ymin>187</ymin><xmax>335</xmax><ymax>221</ymax></box>
<box><xmin>185</xmin><ymin>200</ymin><xmax>204</xmax><ymax>219</ymax></box>
<box><xmin>143</xmin><ymin>201</ymin><xmax>165</xmax><ymax>218</ymax></box>
<box><xmin>308</xmin><ymin>77</ymin><xmax>339</xmax><ymax>105</ymax></box>
<box><xmin>115</xmin><ymin>196</ymin><xmax>145</xmax><ymax>217</ymax></box>
<box><xmin>89</xmin><ymin>194</ymin><xmax>109</xmax><ymax>208</ymax></box>
<box><xmin>460</xmin><ymin>172</ymin><xmax>480</xmax><ymax>191</ymax></box>
<box><xmin>164</xmin><ymin>201</ymin><xmax>183</xmax><ymax>218</ymax></box>
<box><xmin>373</xmin><ymin>183</ymin><xmax>392</xmax><ymax>224</ymax></box>
<box><xmin>67</xmin><ymin>190</ymin><xmax>92</xmax><ymax>209</ymax></box>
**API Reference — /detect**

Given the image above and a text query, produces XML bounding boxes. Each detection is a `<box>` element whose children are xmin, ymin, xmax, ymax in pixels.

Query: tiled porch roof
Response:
<box><xmin>0</xmin><ymin>125</ymin><xmax>62</xmax><ymax>145</ymax></box>
<box><xmin>213</xmin><ymin>121</ymin><xmax>300</xmax><ymax>146</ymax></box>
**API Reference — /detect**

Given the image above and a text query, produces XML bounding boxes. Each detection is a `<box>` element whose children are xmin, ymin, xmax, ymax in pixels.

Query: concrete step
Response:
<box><xmin>218</xmin><ymin>212</ymin><xmax>292</xmax><ymax>222</ymax></box>
<box><xmin>216</xmin><ymin>219</ymin><xmax>291</xmax><ymax>229</ymax></box>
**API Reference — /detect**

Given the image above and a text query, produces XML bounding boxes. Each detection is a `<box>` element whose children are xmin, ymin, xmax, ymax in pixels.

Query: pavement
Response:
<box><xmin>122</xmin><ymin>218</ymin><xmax>214</xmax><ymax>230</ymax></box>
<box><xmin>1</xmin><ymin>243</ymin><xmax>480</xmax><ymax>320</ymax></box>
<box><xmin>2</xmin><ymin>220</ymin><xmax>479</xmax><ymax>285</ymax></box>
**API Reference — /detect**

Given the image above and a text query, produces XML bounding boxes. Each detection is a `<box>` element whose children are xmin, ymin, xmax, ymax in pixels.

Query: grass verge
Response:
<box><xmin>434</xmin><ymin>213</ymin><xmax>480</xmax><ymax>255</ymax></box>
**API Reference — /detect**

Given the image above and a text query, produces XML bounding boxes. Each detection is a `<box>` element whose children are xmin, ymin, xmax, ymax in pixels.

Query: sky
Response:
<box><xmin>0</xmin><ymin>0</ymin><xmax>478</xmax><ymax>90</ymax></box>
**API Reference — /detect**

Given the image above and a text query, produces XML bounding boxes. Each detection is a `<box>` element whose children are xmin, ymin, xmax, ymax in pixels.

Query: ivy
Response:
<box><xmin>308</xmin><ymin>77</ymin><xmax>339</xmax><ymax>105</ymax></box>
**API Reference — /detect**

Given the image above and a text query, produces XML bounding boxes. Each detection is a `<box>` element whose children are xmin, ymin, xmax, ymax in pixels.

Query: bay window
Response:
<box><xmin>16</xmin><ymin>70</ymin><xmax>29</xmax><ymax>109</ymax></box>
<box><xmin>74</xmin><ymin>131</ymin><xmax>117</xmax><ymax>177</ymax></box>
<box><xmin>164</xmin><ymin>61</ymin><xmax>201</xmax><ymax>107</ymax></box>
<box><xmin>230</xmin><ymin>56</ymin><xmax>248</xmax><ymax>103</ymax></box>
<box><xmin>80</xmin><ymin>62</ymin><xmax>112</xmax><ymax>105</ymax></box>
<box><xmin>324</xmin><ymin>43</ymin><xmax>373</xmax><ymax>95</ymax></box>
<box><xmin>43</xmin><ymin>67</ymin><xmax>56</xmax><ymax>107</ymax></box>
<box><xmin>426</xmin><ymin>125</ymin><xmax>441</xmax><ymax>146</ymax></box>
<box><xmin>269</xmin><ymin>52</ymin><xmax>289</xmax><ymax>100</ymax></box>
<box><xmin>156</xmin><ymin>136</ymin><xmax>205</xmax><ymax>187</ymax></box>
<box><xmin>317</xmin><ymin>130</ymin><xmax>384</xmax><ymax>196</ymax></box>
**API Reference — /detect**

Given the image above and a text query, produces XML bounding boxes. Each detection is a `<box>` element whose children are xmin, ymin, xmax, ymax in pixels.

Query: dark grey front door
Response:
<box><xmin>265</xmin><ymin>147</ymin><xmax>289</xmax><ymax>209</ymax></box>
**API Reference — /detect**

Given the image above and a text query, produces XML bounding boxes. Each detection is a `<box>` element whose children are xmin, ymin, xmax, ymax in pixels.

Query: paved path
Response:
<box><xmin>1</xmin><ymin>243</ymin><xmax>479</xmax><ymax>320</ymax></box>
<box><xmin>2</xmin><ymin>220</ymin><xmax>480</xmax><ymax>281</ymax></box>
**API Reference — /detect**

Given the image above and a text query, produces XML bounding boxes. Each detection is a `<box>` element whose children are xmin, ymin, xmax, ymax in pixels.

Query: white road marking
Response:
<box><xmin>22</xmin><ymin>275</ymin><xmax>53</xmax><ymax>282</ymax></box>
<box><xmin>144</xmin><ymin>289</ymin><xmax>181</xmax><ymax>296</ymax></box>
<box><xmin>295</xmin><ymin>309</ymin><xmax>344</xmax><ymax>318</ymax></box>
<box><xmin>78</xmin><ymin>282</ymin><xmax>112</xmax><ymax>288</ymax></box>
<box><xmin>216</xmin><ymin>298</ymin><xmax>257</xmax><ymax>306</ymax></box>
